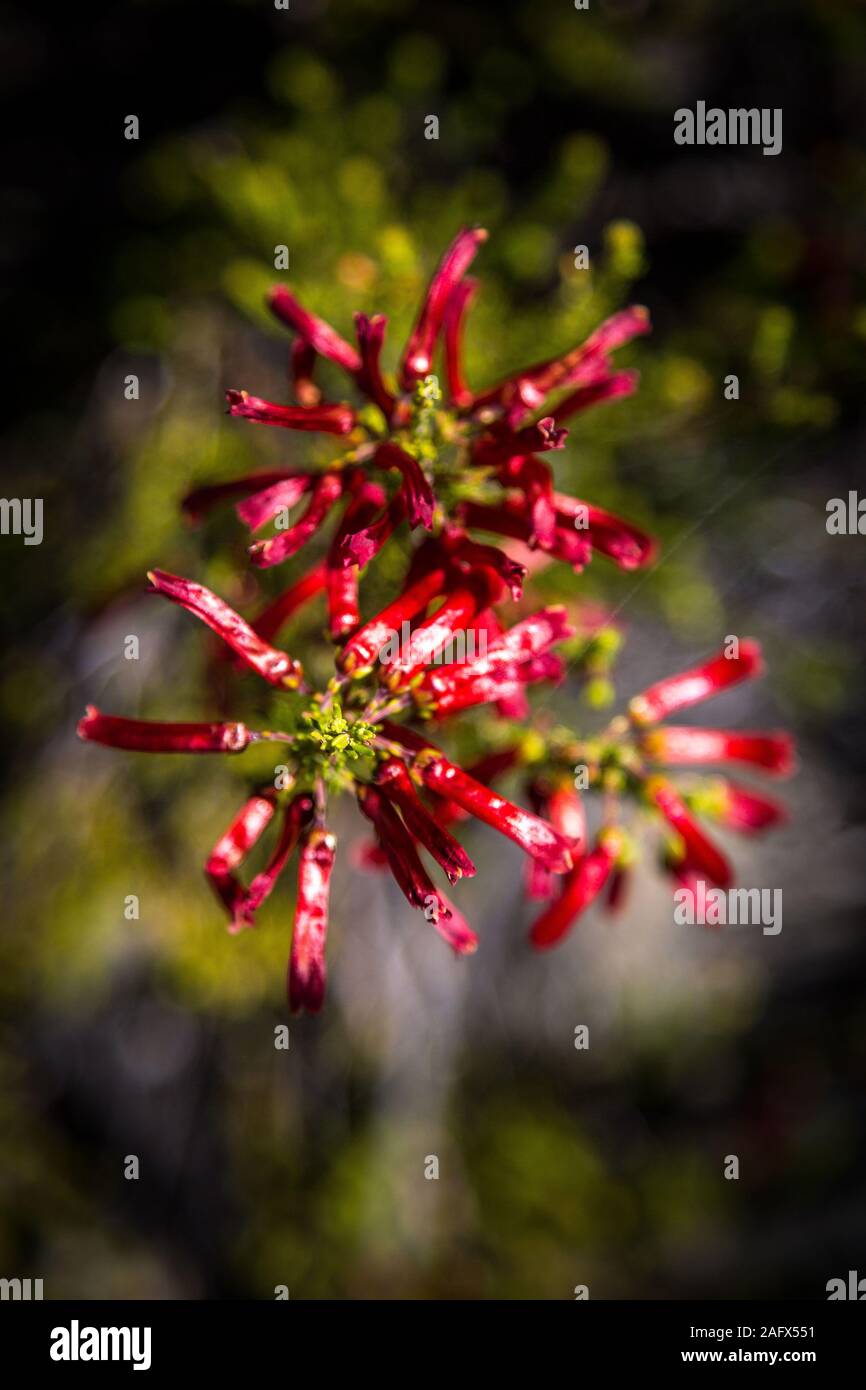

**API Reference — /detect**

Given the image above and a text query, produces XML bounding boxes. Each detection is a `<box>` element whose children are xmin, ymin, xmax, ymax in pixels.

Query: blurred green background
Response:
<box><xmin>2</xmin><ymin>0</ymin><xmax>865</xmax><ymax>1299</ymax></box>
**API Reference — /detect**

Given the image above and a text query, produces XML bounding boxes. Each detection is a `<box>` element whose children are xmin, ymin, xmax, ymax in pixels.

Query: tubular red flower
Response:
<box><xmin>435</xmin><ymin>891</ymin><xmax>479</xmax><ymax>955</ymax></box>
<box><xmin>225</xmin><ymin>389</ymin><xmax>355</xmax><ymax>435</ymax></box>
<box><xmin>382</xmin><ymin>568</ymin><xmax>502</xmax><ymax>688</ymax></box>
<box><xmin>548</xmin><ymin>784</ymin><xmax>587</xmax><ymax>851</ymax></box>
<box><xmin>181</xmin><ymin>471</ymin><xmax>300</xmax><ymax>525</ymax></box>
<box><xmin>325</xmin><ymin>482</ymin><xmax>386</xmax><ymax>639</ymax></box>
<box><xmin>247</xmin><ymin>793</ymin><xmax>314</xmax><ymax>920</ymax></box>
<box><xmin>475</xmin><ymin>420</ymin><xmax>568</xmax><ymax>469</ymax></box>
<box><xmin>640</xmin><ymin>726</ymin><xmax>795</xmax><ymax>776</ymax></box>
<box><xmin>525</xmin><ymin>856</ymin><xmax>556</xmax><ymax>901</ymax></box>
<box><xmin>235</xmin><ymin>476</ymin><xmax>313</xmax><ymax>533</ymax></box>
<box><xmin>147</xmin><ymin>569</ymin><xmax>303</xmax><ymax>688</ymax></box>
<box><xmin>716</xmin><ymin>782</ymin><xmax>788</xmax><ymax>832</ymax></box>
<box><xmin>357</xmin><ymin>784</ymin><xmax>451</xmax><ymax>921</ymax></box>
<box><xmin>472</xmin><ymin>305</ymin><xmax>650</xmax><ymax>416</ymax></box>
<box><xmin>205</xmin><ymin>791</ymin><xmax>280</xmax><ymax>933</ymax></box>
<box><xmin>459</xmin><ymin>499</ymin><xmax>593</xmax><ymax>572</ymax></box>
<box><xmin>376</xmin><ymin>758</ymin><xmax>476</xmax><ymax>883</ymax></box>
<box><xmin>77</xmin><ymin>707</ymin><xmax>250</xmax><ymax>753</ymax></box>
<box><xmin>529</xmin><ymin>829</ymin><xmax>621</xmax><ymax>949</ymax></box>
<box><xmin>498</xmin><ymin>455</ymin><xmax>558</xmax><ymax>548</ymax></box>
<box><xmin>325</xmin><ymin>567</ymin><xmax>358</xmax><ymax>643</ymax></box>
<box><xmin>354</xmin><ymin>312</ymin><xmax>396</xmax><ymax>418</ymax></box>
<box><xmin>249</xmin><ymin>564</ymin><xmax>327</xmax><ymax>644</ymax></box>
<box><xmin>424</xmin><ymin>748</ymin><xmax>522</xmax><ymax>826</ymax></box>
<box><xmin>207</xmin><ymin>871</ymin><xmax>256</xmax><ymax>933</ymax></box>
<box><xmin>629</xmin><ymin>640</ymin><xmax>764</xmax><ymax>725</ymax></box>
<box><xmin>443</xmin><ymin>276</ymin><xmax>478</xmax><ymax>409</ymax></box>
<box><xmin>647</xmin><ymin>777</ymin><xmax>732</xmax><ymax>888</ymax></box>
<box><xmin>583</xmin><ymin>305</ymin><xmax>651</xmax><ymax>357</ymax></box>
<box><xmin>418</xmin><ymin>655</ymin><xmax>562</xmax><ymax>718</ymax></box>
<box><xmin>446</xmin><ymin>534</ymin><xmax>526</xmax><ymax>600</ymax></box>
<box><xmin>553</xmin><ymin>493</ymin><xmax>657</xmax><ymax>570</ymax></box>
<box><xmin>248</xmin><ymin>474</ymin><xmax>344</xmax><ymax>570</ymax></box>
<box><xmin>399</xmin><ymin>226</ymin><xmax>488</xmax><ymax>390</ymax></box>
<box><xmin>337</xmin><ymin>564</ymin><xmax>449</xmax><ymax>676</ymax></box>
<box><xmin>554</xmin><ymin>370</ymin><xmax>639</xmax><ymax>423</ymax></box>
<box><xmin>391</xmin><ymin>736</ymin><xmax>575</xmax><ymax>873</ymax></box>
<box><xmin>528</xmin><ymin>307</ymin><xmax>650</xmax><ymax>402</ymax></box>
<box><xmin>426</xmin><ymin>604</ymin><xmax>573</xmax><ymax>691</ymax></box>
<box><xmin>373</xmin><ymin>442</ymin><xmax>435</xmax><ymax>530</ymax></box>
<box><xmin>581</xmin><ymin>503</ymin><xmax>657</xmax><ymax>571</ymax></box>
<box><xmin>288</xmin><ymin>825</ymin><xmax>337</xmax><ymax>1015</ymax></box>
<box><xmin>496</xmin><ymin>689</ymin><xmax>531</xmax><ymax>718</ymax></box>
<box><xmin>334</xmin><ymin>490</ymin><xmax>407</xmax><ymax>570</ymax></box>
<box><xmin>205</xmin><ymin>793</ymin><xmax>277</xmax><ymax>876</ymax></box>
<box><xmin>268</xmin><ymin>285</ymin><xmax>362</xmax><ymax>374</ymax></box>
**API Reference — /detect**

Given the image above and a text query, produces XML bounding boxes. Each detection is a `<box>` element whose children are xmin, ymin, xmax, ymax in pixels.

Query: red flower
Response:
<box><xmin>289</xmin><ymin>826</ymin><xmax>337</xmax><ymax>1014</ymax></box>
<box><xmin>326</xmin><ymin>479</ymin><xmax>387</xmax><ymax>639</ymax></box>
<box><xmin>629</xmin><ymin>640</ymin><xmax>764</xmax><ymax>725</ymax></box>
<box><xmin>225</xmin><ymin>389</ymin><xmax>355</xmax><ymax>436</ymax></box>
<box><xmin>248</xmin><ymin>473</ymin><xmax>345</xmax><ymax>570</ymax></box>
<box><xmin>375</xmin><ymin>758</ymin><xmax>476</xmax><ymax>883</ymax></box>
<box><xmin>335</xmin><ymin>489</ymin><xmax>407</xmax><ymax>570</ymax></box>
<box><xmin>713</xmin><ymin>782</ymin><xmax>788</xmax><ymax>832</ymax></box>
<box><xmin>235</xmin><ymin>476</ymin><xmax>315</xmax><ymax>533</ymax></box>
<box><xmin>212</xmin><ymin>228</ymin><xmax>655</xmax><ymax>587</ymax></box>
<box><xmin>205</xmin><ymin>793</ymin><xmax>277</xmax><ymax>877</ymax></box>
<box><xmin>182</xmin><ymin>470</ymin><xmax>303</xmax><ymax>525</ymax></box>
<box><xmin>530</xmin><ymin>828</ymin><xmax>622</xmax><ymax>949</ymax></box>
<box><xmin>354</xmin><ymin>313</ymin><xmax>396</xmax><ymax>418</ymax></box>
<box><xmin>382</xmin><ymin>567</ymin><xmax>502</xmax><ymax>688</ymax></box>
<box><xmin>471</xmin><ymin>304</ymin><xmax>649</xmax><ymax>419</ymax></box>
<box><xmin>78</xmin><ymin>707</ymin><xmax>250</xmax><ymax>753</ymax></box>
<box><xmin>247</xmin><ymin>564</ymin><xmax>327</xmax><ymax>645</ymax></box>
<box><xmin>373</xmin><ymin>442</ymin><xmax>435</xmax><ymax>530</ymax></box>
<box><xmin>147</xmin><ymin>569</ymin><xmax>303</xmax><ymax>688</ymax></box>
<box><xmin>77</xmin><ymin>229</ymin><xmax>800</xmax><ymax>1013</ymax></box>
<box><xmin>442</xmin><ymin>276</ymin><xmax>478</xmax><ymax>409</ymax></box>
<box><xmin>206</xmin><ymin>793</ymin><xmax>312</xmax><ymax>934</ymax></box>
<box><xmin>647</xmin><ymin>777</ymin><xmax>732</xmax><ymax>889</ymax></box>
<box><xmin>414</xmin><ymin>604</ymin><xmax>571</xmax><ymax>716</ymax></box>
<box><xmin>357</xmin><ymin>784</ymin><xmax>452</xmax><ymax>925</ymax></box>
<box><xmin>399</xmin><ymin>226</ymin><xmax>488</xmax><ymax>389</ymax></box>
<box><xmin>268</xmin><ymin>285</ymin><xmax>362</xmax><ymax>373</ymax></box>
<box><xmin>383</xmin><ymin>725</ymin><xmax>576</xmax><ymax>873</ymax></box>
<box><xmin>338</xmin><ymin>562</ymin><xmax>449</xmax><ymax>676</ymax></box>
<box><xmin>554</xmin><ymin>370</ymin><xmax>639</xmax><ymax>423</ymax></box>
<box><xmin>639</xmin><ymin>726</ymin><xmax>795</xmax><ymax>776</ymax></box>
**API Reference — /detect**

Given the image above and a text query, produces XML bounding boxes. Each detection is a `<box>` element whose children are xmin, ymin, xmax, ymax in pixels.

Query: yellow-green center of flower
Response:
<box><xmin>296</xmin><ymin>699</ymin><xmax>376</xmax><ymax>767</ymax></box>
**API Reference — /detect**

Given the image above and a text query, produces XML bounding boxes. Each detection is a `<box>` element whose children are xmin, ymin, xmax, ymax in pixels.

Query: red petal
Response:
<box><xmin>268</xmin><ymin>285</ymin><xmax>362</xmax><ymax>373</ymax></box>
<box><xmin>288</xmin><ymin>826</ymin><xmax>336</xmax><ymax>1014</ymax></box>
<box><xmin>147</xmin><ymin>569</ymin><xmax>303</xmax><ymax>688</ymax></box>
<box><xmin>376</xmin><ymin>759</ymin><xmax>476</xmax><ymax>883</ymax></box>
<box><xmin>530</xmin><ymin>834</ymin><xmax>620</xmax><ymax>949</ymax></box>
<box><xmin>630</xmin><ymin>641</ymin><xmax>764</xmax><ymax>725</ymax></box>
<box><xmin>248</xmin><ymin>474</ymin><xmax>344</xmax><ymax>570</ymax></box>
<box><xmin>354</xmin><ymin>313</ymin><xmax>396</xmax><ymax>418</ymax></box>
<box><xmin>640</xmin><ymin>726</ymin><xmax>795</xmax><ymax>776</ymax></box>
<box><xmin>78</xmin><ymin>707</ymin><xmax>250</xmax><ymax>753</ymax></box>
<box><xmin>443</xmin><ymin>276</ymin><xmax>478</xmax><ymax>410</ymax></box>
<box><xmin>226</xmin><ymin>390</ymin><xmax>354</xmax><ymax>435</ymax></box>
<box><xmin>648</xmin><ymin>778</ymin><xmax>732</xmax><ymax>888</ymax></box>
<box><xmin>399</xmin><ymin>227</ymin><xmax>488</xmax><ymax>390</ymax></box>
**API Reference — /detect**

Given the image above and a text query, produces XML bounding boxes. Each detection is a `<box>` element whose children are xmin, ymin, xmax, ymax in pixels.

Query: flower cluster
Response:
<box><xmin>181</xmin><ymin>227</ymin><xmax>655</xmax><ymax>642</ymax></box>
<box><xmin>78</xmin><ymin>229</ymin><xmax>794</xmax><ymax>1012</ymax></box>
